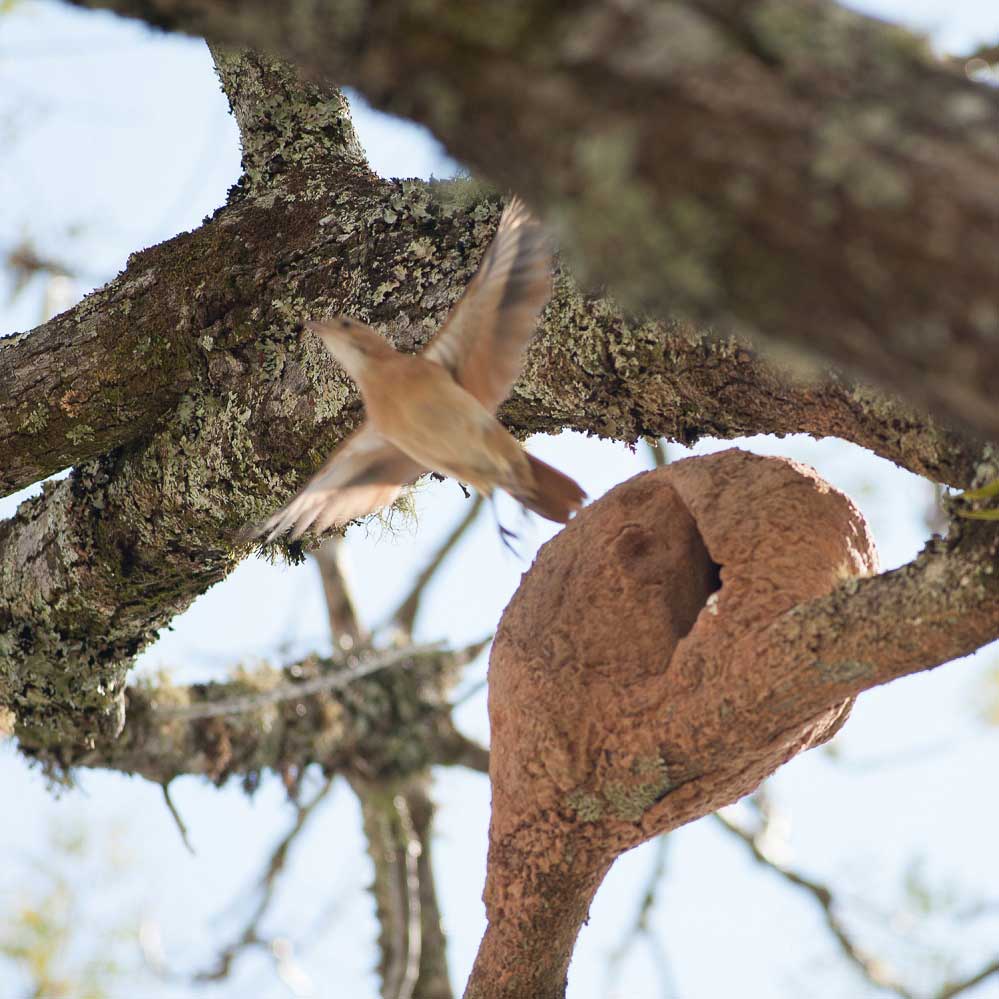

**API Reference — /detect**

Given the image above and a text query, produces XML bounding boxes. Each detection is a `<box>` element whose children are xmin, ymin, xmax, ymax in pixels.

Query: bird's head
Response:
<box><xmin>306</xmin><ymin>318</ymin><xmax>395</xmax><ymax>383</ymax></box>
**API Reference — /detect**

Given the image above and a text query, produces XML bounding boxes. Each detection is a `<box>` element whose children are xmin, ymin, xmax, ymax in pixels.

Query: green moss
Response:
<box><xmin>567</xmin><ymin>755</ymin><xmax>671</xmax><ymax>824</ymax></box>
<box><xmin>426</xmin><ymin>173</ymin><xmax>495</xmax><ymax>216</ymax></box>
<box><xmin>816</xmin><ymin>659</ymin><xmax>872</xmax><ymax>682</ymax></box>
<box><xmin>567</xmin><ymin>791</ymin><xmax>605</xmax><ymax>822</ymax></box>
<box><xmin>18</xmin><ymin>403</ymin><xmax>48</xmax><ymax>434</ymax></box>
<box><xmin>65</xmin><ymin>424</ymin><xmax>95</xmax><ymax>446</ymax></box>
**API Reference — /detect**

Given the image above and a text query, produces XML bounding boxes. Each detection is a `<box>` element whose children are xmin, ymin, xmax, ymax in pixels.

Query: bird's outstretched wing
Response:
<box><xmin>251</xmin><ymin>426</ymin><xmax>424</xmax><ymax>542</ymax></box>
<box><xmin>424</xmin><ymin>196</ymin><xmax>552</xmax><ymax>413</ymax></box>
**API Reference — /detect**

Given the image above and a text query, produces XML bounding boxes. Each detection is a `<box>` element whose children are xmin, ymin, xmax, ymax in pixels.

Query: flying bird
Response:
<box><xmin>252</xmin><ymin>196</ymin><xmax>586</xmax><ymax>543</ymax></box>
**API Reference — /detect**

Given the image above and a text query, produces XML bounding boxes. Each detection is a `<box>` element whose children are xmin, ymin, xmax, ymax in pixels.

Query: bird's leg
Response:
<box><xmin>489</xmin><ymin>494</ymin><xmax>522</xmax><ymax>556</ymax></box>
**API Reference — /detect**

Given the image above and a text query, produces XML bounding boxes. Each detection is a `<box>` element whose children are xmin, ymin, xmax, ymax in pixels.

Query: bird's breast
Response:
<box><xmin>363</xmin><ymin>359</ymin><xmax>521</xmax><ymax>487</ymax></box>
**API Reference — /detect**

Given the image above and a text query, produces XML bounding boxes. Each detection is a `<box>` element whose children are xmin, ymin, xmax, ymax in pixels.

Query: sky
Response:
<box><xmin>1</xmin><ymin>2</ymin><xmax>998</xmax><ymax>997</ymax></box>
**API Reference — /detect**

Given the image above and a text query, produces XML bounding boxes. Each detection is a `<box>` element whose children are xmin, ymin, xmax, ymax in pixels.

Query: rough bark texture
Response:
<box><xmin>353</xmin><ymin>776</ymin><xmax>455</xmax><ymax>999</ymax></box>
<box><xmin>66</xmin><ymin>0</ymin><xmax>999</xmax><ymax>440</ymax></box>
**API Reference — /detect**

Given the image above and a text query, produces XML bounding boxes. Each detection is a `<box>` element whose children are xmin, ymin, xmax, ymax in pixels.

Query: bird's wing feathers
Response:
<box><xmin>254</xmin><ymin>426</ymin><xmax>424</xmax><ymax>542</ymax></box>
<box><xmin>424</xmin><ymin>196</ymin><xmax>552</xmax><ymax>413</ymax></box>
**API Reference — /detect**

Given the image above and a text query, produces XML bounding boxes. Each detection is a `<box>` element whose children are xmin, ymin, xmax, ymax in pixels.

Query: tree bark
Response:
<box><xmin>65</xmin><ymin>0</ymin><xmax>999</xmax><ymax>439</ymax></box>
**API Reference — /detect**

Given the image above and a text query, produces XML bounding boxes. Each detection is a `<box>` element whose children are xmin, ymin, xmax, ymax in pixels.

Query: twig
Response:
<box><xmin>732</xmin><ymin>794</ymin><xmax>999</xmax><ymax>999</ymax></box>
<box><xmin>193</xmin><ymin>775</ymin><xmax>336</xmax><ymax>983</ymax></box>
<box><xmin>937</xmin><ymin>957</ymin><xmax>999</xmax><ymax>999</ymax></box>
<box><xmin>161</xmin><ymin>781</ymin><xmax>196</xmax><ymax>856</ymax></box>
<box><xmin>714</xmin><ymin>806</ymin><xmax>915</xmax><ymax>997</ymax></box>
<box><xmin>389</xmin><ymin>494</ymin><xmax>484</xmax><ymax>634</ymax></box>
<box><xmin>604</xmin><ymin>834</ymin><xmax>677</xmax><ymax>999</ymax></box>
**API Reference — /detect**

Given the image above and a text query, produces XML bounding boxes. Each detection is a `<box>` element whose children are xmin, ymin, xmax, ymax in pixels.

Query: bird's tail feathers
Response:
<box><xmin>514</xmin><ymin>454</ymin><xmax>586</xmax><ymax>524</ymax></box>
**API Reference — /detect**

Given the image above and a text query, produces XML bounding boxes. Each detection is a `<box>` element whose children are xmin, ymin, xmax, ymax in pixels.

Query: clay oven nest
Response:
<box><xmin>467</xmin><ymin>448</ymin><xmax>878</xmax><ymax>998</ymax></box>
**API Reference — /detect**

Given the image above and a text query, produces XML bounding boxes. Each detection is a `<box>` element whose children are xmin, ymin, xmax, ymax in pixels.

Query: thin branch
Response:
<box><xmin>161</xmin><ymin>781</ymin><xmax>196</xmax><ymax>856</ymax></box>
<box><xmin>721</xmin><ymin>796</ymin><xmax>999</xmax><ymax>999</ymax></box>
<box><xmin>390</xmin><ymin>495</ymin><xmax>485</xmax><ymax>634</ymax></box>
<box><xmin>312</xmin><ymin>536</ymin><xmax>366</xmax><ymax>649</ymax></box>
<box><xmin>193</xmin><ymin>775</ymin><xmax>336</xmax><ymax>983</ymax></box>
<box><xmin>937</xmin><ymin>958</ymin><xmax>999</xmax><ymax>999</ymax></box>
<box><xmin>155</xmin><ymin>644</ymin><xmax>443</xmax><ymax>721</ymax></box>
<box><xmin>714</xmin><ymin>807</ymin><xmax>915</xmax><ymax>998</ymax></box>
<box><xmin>604</xmin><ymin>835</ymin><xmax>677</xmax><ymax>999</ymax></box>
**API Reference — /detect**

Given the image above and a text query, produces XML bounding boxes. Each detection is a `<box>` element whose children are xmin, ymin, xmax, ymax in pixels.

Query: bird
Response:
<box><xmin>251</xmin><ymin>196</ymin><xmax>586</xmax><ymax>543</ymax></box>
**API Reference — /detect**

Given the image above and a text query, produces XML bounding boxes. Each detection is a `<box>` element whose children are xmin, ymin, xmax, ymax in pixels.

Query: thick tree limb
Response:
<box><xmin>66</xmin><ymin>0</ymin><xmax>999</xmax><ymax>439</ymax></box>
<box><xmin>0</xmin><ymin>46</ymin><xmax>982</xmax><ymax>762</ymax></box>
<box><xmin>0</xmin><ymin>52</ymin><xmax>371</xmax><ymax>497</ymax></box>
<box><xmin>0</xmin><ymin>286</ymin><xmax>195</xmax><ymax>495</ymax></box>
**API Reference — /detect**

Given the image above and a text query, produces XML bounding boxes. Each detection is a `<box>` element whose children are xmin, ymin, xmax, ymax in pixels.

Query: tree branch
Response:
<box><xmin>714</xmin><ymin>802</ymin><xmax>915</xmax><ymax>997</ymax></box>
<box><xmin>5</xmin><ymin>171</ymin><xmax>967</xmax><ymax>760</ymax></box>
<box><xmin>209</xmin><ymin>45</ymin><xmax>368</xmax><ymax>195</ymax></box>
<box><xmin>66</xmin><ymin>0</ymin><xmax>999</xmax><ymax>439</ymax></box>
<box><xmin>154</xmin><ymin>644</ymin><xmax>442</xmax><ymax>722</ymax></box>
<box><xmin>715</xmin><ymin>793</ymin><xmax>999</xmax><ymax>999</ymax></box>
<box><xmin>0</xmin><ymin>49</ymin><xmax>371</xmax><ymax>498</ymax></box>
<box><xmin>603</xmin><ymin>835</ymin><xmax>677</xmax><ymax>999</ymax></box>
<box><xmin>390</xmin><ymin>494</ymin><xmax>484</xmax><ymax>635</ymax></box>
<box><xmin>67</xmin><ymin>642</ymin><xmax>482</xmax><ymax>785</ymax></box>
<box><xmin>313</xmin><ymin>492</ymin><xmax>456</xmax><ymax>998</ymax></box>
<box><xmin>190</xmin><ymin>775</ymin><xmax>335</xmax><ymax>984</ymax></box>
<box><xmin>352</xmin><ymin>776</ymin><xmax>455</xmax><ymax>999</ymax></box>
<box><xmin>1</xmin><ymin>43</ymin><xmax>983</xmax><ymax>761</ymax></box>
<box><xmin>313</xmin><ymin>537</ymin><xmax>367</xmax><ymax>650</ymax></box>
<box><xmin>751</xmin><ymin>511</ymin><xmax>999</xmax><ymax>723</ymax></box>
